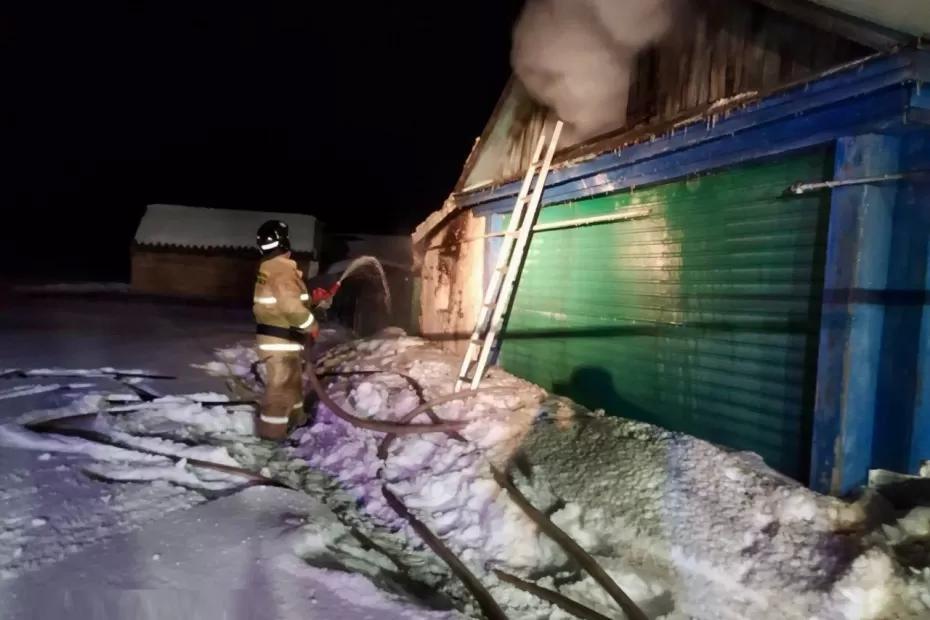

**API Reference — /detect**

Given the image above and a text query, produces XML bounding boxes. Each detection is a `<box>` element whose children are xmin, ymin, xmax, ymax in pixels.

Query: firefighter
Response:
<box><xmin>253</xmin><ymin>219</ymin><xmax>318</xmax><ymax>441</ymax></box>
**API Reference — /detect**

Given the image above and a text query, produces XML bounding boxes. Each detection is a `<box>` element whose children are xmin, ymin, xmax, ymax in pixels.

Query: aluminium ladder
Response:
<box><xmin>454</xmin><ymin>120</ymin><xmax>563</xmax><ymax>392</ymax></box>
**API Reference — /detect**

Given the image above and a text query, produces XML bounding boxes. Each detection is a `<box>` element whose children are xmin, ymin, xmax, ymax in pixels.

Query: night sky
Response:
<box><xmin>0</xmin><ymin>1</ymin><xmax>522</xmax><ymax>280</ymax></box>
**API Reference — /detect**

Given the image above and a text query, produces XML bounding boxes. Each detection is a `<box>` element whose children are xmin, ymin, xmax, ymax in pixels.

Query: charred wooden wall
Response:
<box><xmin>625</xmin><ymin>0</ymin><xmax>870</xmax><ymax>126</ymax></box>
<box><xmin>460</xmin><ymin>0</ymin><xmax>871</xmax><ymax>189</ymax></box>
<box><xmin>417</xmin><ymin>211</ymin><xmax>486</xmax><ymax>355</ymax></box>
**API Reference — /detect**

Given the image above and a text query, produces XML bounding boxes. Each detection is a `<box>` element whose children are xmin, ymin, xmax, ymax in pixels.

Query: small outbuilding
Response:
<box><xmin>132</xmin><ymin>204</ymin><xmax>320</xmax><ymax>302</ymax></box>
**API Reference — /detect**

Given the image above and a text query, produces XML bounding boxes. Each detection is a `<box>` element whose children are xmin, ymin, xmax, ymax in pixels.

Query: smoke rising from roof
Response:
<box><xmin>512</xmin><ymin>0</ymin><xmax>678</xmax><ymax>145</ymax></box>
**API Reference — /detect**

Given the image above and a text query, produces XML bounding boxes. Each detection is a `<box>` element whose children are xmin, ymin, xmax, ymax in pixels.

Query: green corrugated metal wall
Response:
<box><xmin>499</xmin><ymin>150</ymin><xmax>833</xmax><ymax>478</ymax></box>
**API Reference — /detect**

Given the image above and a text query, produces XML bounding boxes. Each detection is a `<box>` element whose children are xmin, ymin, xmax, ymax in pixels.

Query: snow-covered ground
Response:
<box><xmin>205</xmin><ymin>335</ymin><xmax>930</xmax><ymax>619</ymax></box>
<box><xmin>0</xmin><ymin>485</ymin><xmax>459</xmax><ymax>620</ymax></box>
<box><xmin>2</xmin><ymin>297</ymin><xmax>928</xmax><ymax>619</ymax></box>
<box><xmin>0</xmin><ymin>299</ymin><xmax>462</xmax><ymax>619</ymax></box>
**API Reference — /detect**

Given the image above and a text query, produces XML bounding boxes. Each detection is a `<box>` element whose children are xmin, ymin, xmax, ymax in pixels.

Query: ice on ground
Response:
<box><xmin>0</xmin><ymin>381</ymin><xmax>94</xmax><ymax>402</ymax></box>
<box><xmin>0</xmin><ymin>384</ymin><xmax>64</xmax><ymax>401</ymax></box>
<box><xmin>15</xmin><ymin>393</ymin><xmax>108</xmax><ymax>425</ymax></box>
<box><xmin>83</xmin><ymin>460</ymin><xmax>247</xmax><ymax>491</ymax></box>
<box><xmin>0</xmin><ymin>424</ymin><xmax>167</xmax><ymax>464</ymax></box>
<box><xmin>0</xmin><ymin>451</ymin><xmax>205</xmax><ymax>582</ymax></box>
<box><xmin>25</xmin><ymin>367</ymin><xmax>160</xmax><ymax>378</ymax></box>
<box><xmin>0</xmin><ymin>486</ymin><xmax>461</xmax><ymax>620</ymax></box>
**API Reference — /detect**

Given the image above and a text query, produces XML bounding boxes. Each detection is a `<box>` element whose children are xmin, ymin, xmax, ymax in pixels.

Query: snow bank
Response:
<box><xmin>283</xmin><ymin>337</ymin><xmax>671</xmax><ymax>617</ymax></box>
<box><xmin>102</xmin><ymin>394</ymin><xmax>256</xmax><ymax>438</ymax></box>
<box><xmin>209</xmin><ymin>335</ymin><xmax>930</xmax><ymax>620</ymax></box>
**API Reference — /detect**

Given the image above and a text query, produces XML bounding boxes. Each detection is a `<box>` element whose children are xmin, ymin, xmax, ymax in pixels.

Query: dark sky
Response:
<box><xmin>0</xmin><ymin>1</ymin><xmax>522</xmax><ymax>280</ymax></box>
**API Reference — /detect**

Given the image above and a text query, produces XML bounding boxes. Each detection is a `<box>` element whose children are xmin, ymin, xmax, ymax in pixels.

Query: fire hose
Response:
<box><xmin>309</xmin><ymin>369</ymin><xmax>644</xmax><ymax>619</ymax></box>
<box><xmin>307</xmin><ymin>363</ymin><xmax>649</xmax><ymax>620</ymax></box>
<box><xmin>23</xmin><ymin>420</ymin><xmax>288</xmax><ymax>489</ymax></box>
<box><xmin>491</xmin><ymin>466</ymin><xmax>648</xmax><ymax>620</ymax></box>
<box><xmin>26</xmin><ymin>366</ymin><xmax>646</xmax><ymax>620</ymax></box>
<box><xmin>492</xmin><ymin>570</ymin><xmax>613</xmax><ymax>620</ymax></box>
<box><xmin>306</xmin><ymin>367</ymin><xmax>468</xmax><ymax>436</ymax></box>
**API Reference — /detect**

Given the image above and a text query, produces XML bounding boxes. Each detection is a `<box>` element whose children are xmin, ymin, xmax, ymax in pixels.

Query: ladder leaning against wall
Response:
<box><xmin>454</xmin><ymin>120</ymin><xmax>564</xmax><ymax>392</ymax></box>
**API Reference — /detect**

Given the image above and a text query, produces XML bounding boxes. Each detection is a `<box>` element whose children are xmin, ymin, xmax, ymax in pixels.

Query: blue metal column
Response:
<box><xmin>810</xmin><ymin>134</ymin><xmax>901</xmax><ymax>495</ymax></box>
<box><xmin>906</xmin><ymin>132</ymin><xmax>930</xmax><ymax>474</ymax></box>
<box><xmin>912</xmin><ymin>229</ymin><xmax>930</xmax><ymax>474</ymax></box>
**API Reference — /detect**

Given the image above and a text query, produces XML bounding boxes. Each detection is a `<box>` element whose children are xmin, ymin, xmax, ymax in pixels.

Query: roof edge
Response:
<box><xmin>455</xmin><ymin>50</ymin><xmax>898</xmax><ymax>204</ymax></box>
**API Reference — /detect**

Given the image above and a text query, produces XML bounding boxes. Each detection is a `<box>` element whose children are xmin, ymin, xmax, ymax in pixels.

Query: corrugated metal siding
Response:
<box><xmin>499</xmin><ymin>150</ymin><xmax>832</xmax><ymax>478</ymax></box>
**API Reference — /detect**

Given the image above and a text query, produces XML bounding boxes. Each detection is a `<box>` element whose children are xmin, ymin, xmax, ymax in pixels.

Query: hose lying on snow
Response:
<box><xmin>375</xmin><ymin>387</ymin><xmax>494</xmax><ymax>459</ymax></box>
<box><xmin>491</xmin><ymin>466</ymin><xmax>649</xmax><ymax>620</ymax></box>
<box><xmin>310</xmin><ymin>362</ymin><xmax>631</xmax><ymax>620</ymax></box>
<box><xmin>306</xmin><ymin>366</ymin><xmax>467</xmax><ymax>436</ymax></box>
<box><xmin>24</xmin><ymin>420</ymin><xmax>289</xmax><ymax>489</ymax></box>
<box><xmin>493</xmin><ymin>570</ymin><xmax>613</xmax><ymax>620</ymax></box>
<box><xmin>313</xmin><ymin>372</ymin><xmax>511</xmax><ymax>618</ymax></box>
<box><xmin>318</xmin><ymin>369</ymin><xmax>467</xmax><ymax>448</ymax></box>
<box><xmin>382</xmin><ymin>486</ymin><xmax>509</xmax><ymax>620</ymax></box>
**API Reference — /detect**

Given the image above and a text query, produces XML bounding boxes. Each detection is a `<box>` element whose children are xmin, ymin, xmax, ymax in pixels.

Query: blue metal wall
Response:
<box><xmin>467</xmin><ymin>50</ymin><xmax>930</xmax><ymax>494</ymax></box>
<box><xmin>811</xmin><ymin>131</ymin><xmax>930</xmax><ymax>494</ymax></box>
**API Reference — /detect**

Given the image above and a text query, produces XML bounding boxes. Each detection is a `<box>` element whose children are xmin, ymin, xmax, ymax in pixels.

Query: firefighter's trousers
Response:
<box><xmin>256</xmin><ymin>347</ymin><xmax>306</xmax><ymax>441</ymax></box>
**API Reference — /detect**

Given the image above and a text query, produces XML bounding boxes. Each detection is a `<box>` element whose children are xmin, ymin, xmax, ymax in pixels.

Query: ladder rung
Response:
<box><xmin>496</xmin><ymin>266</ymin><xmax>508</xmax><ymax>272</ymax></box>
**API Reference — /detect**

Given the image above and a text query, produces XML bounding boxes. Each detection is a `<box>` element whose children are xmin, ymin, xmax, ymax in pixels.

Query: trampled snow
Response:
<box><xmin>0</xmin><ymin>486</ymin><xmax>461</xmax><ymax>620</ymax></box>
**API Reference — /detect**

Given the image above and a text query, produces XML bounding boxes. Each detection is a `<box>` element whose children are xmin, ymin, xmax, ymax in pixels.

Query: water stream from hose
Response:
<box><xmin>338</xmin><ymin>256</ymin><xmax>392</xmax><ymax>312</ymax></box>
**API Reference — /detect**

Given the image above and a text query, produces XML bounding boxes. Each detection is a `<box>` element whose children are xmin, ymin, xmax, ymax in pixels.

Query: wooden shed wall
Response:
<box><xmin>131</xmin><ymin>246</ymin><xmax>259</xmax><ymax>301</ymax></box>
<box><xmin>625</xmin><ymin>0</ymin><xmax>869</xmax><ymax>126</ymax></box>
<box><xmin>461</xmin><ymin>0</ymin><xmax>870</xmax><ymax>189</ymax></box>
<box><xmin>417</xmin><ymin>211</ymin><xmax>486</xmax><ymax>355</ymax></box>
<box><xmin>132</xmin><ymin>246</ymin><xmax>311</xmax><ymax>302</ymax></box>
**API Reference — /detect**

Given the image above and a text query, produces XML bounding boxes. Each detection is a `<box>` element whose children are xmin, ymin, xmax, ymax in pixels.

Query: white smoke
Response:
<box><xmin>512</xmin><ymin>0</ymin><xmax>678</xmax><ymax>145</ymax></box>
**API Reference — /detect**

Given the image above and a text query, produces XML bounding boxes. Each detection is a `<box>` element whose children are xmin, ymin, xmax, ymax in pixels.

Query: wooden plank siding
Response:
<box><xmin>464</xmin><ymin>0</ymin><xmax>870</xmax><ymax>190</ymax></box>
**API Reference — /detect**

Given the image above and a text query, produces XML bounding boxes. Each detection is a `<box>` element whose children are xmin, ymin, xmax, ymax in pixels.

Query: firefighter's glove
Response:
<box><xmin>311</xmin><ymin>288</ymin><xmax>330</xmax><ymax>305</ymax></box>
